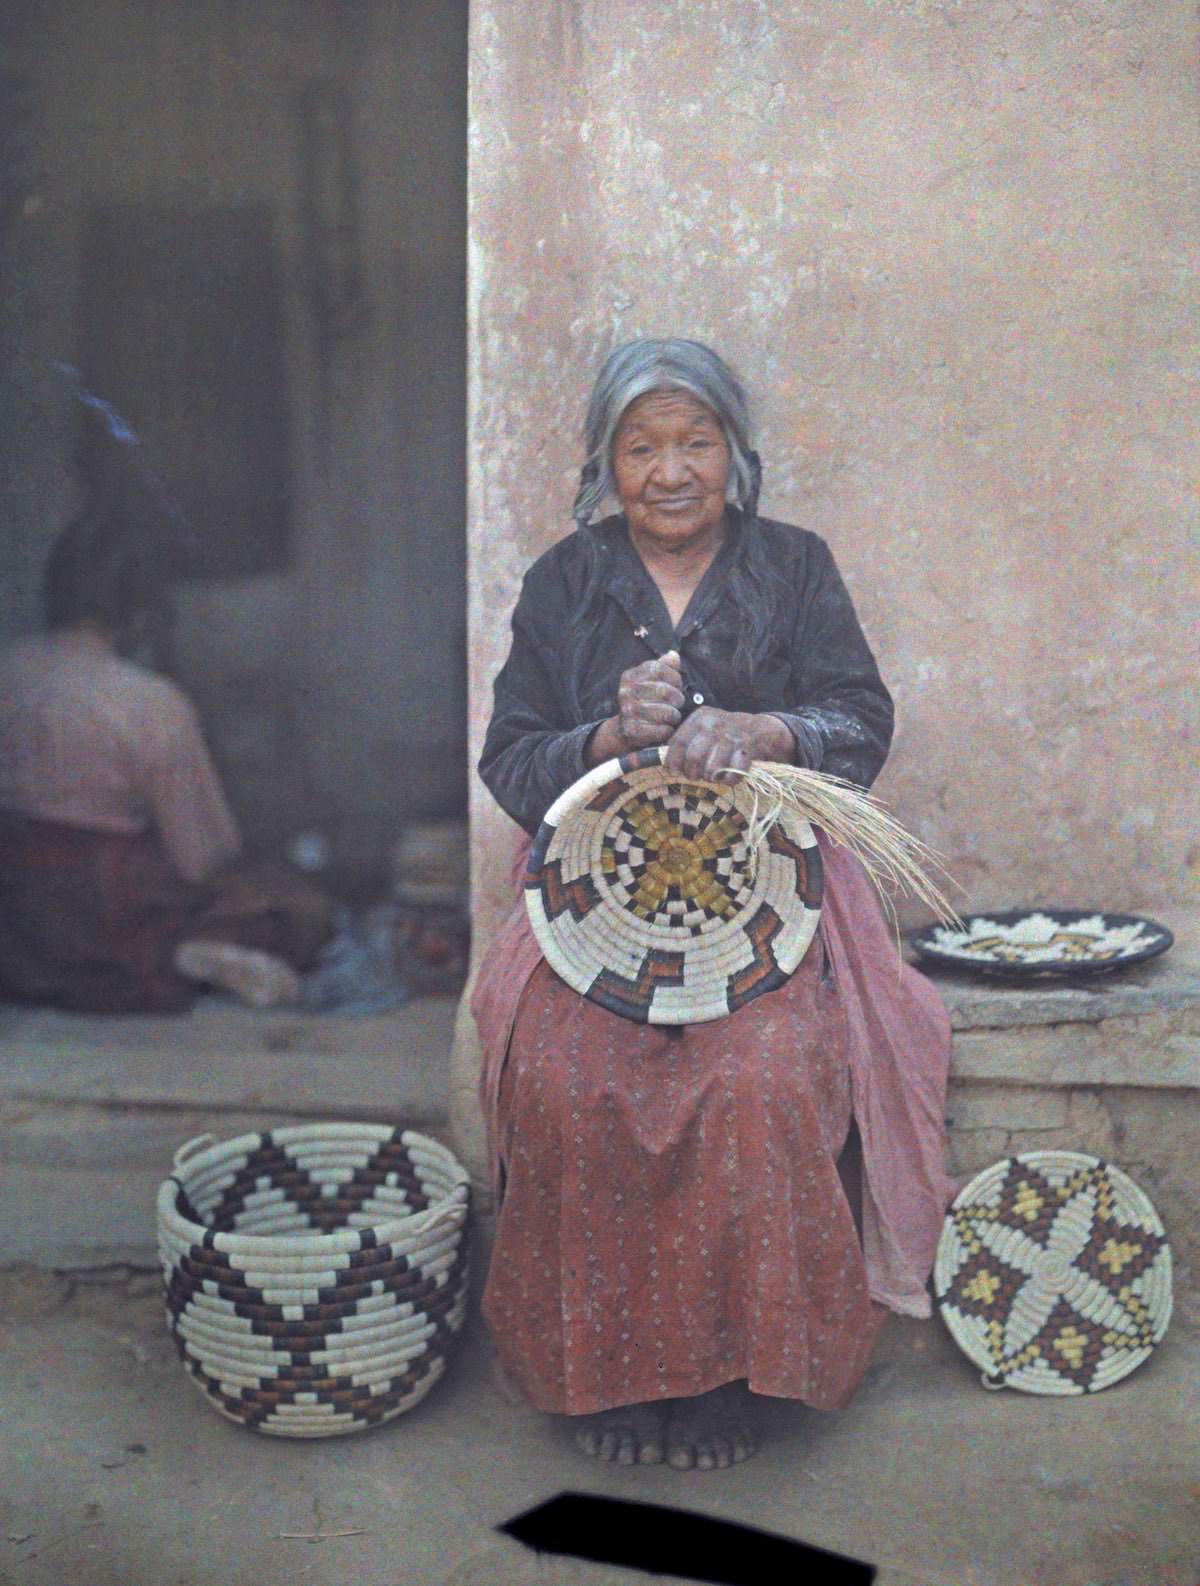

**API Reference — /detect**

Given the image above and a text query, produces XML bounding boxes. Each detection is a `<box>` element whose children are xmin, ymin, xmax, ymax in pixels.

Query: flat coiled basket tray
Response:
<box><xmin>524</xmin><ymin>745</ymin><xmax>823</xmax><ymax>1024</ymax></box>
<box><xmin>934</xmin><ymin>1151</ymin><xmax>1171</xmax><ymax>1394</ymax></box>
<box><xmin>157</xmin><ymin>1123</ymin><xmax>471</xmax><ymax>1437</ymax></box>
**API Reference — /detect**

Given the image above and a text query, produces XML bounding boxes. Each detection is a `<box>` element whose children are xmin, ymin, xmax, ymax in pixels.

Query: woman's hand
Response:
<box><xmin>586</xmin><ymin>651</ymin><xmax>686</xmax><ymax>765</ymax></box>
<box><xmin>663</xmin><ymin>708</ymin><xmax>795</xmax><ymax>782</ymax></box>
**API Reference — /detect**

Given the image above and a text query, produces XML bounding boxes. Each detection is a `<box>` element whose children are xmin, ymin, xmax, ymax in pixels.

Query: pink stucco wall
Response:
<box><xmin>466</xmin><ymin>1</ymin><xmax>1198</xmax><ymax>962</ymax></box>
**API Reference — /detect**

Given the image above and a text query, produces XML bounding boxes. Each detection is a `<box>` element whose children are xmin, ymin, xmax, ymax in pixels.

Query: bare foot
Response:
<box><xmin>174</xmin><ymin>940</ymin><xmax>301</xmax><ymax>1008</ymax></box>
<box><xmin>573</xmin><ymin>1402</ymin><xmax>667</xmax><ymax>1466</ymax></box>
<box><xmin>666</xmin><ymin>1383</ymin><xmax>758</xmax><ymax>1471</ymax></box>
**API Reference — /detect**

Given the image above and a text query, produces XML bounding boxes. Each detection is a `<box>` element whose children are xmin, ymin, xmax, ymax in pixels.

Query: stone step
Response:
<box><xmin>0</xmin><ymin>993</ymin><xmax>458</xmax><ymax>1123</ymax></box>
<box><xmin>0</xmin><ymin>994</ymin><xmax>461</xmax><ymax>1270</ymax></box>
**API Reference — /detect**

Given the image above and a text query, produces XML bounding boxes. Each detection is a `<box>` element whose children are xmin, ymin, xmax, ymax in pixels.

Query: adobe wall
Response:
<box><xmin>456</xmin><ymin>0</ymin><xmax>1198</xmax><ymax>1181</ymax></box>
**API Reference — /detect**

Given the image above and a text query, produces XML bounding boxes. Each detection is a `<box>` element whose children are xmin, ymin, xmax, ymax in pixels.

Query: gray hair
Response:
<box><xmin>573</xmin><ymin>338</ymin><xmax>762</xmax><ymax>529</ymax></box>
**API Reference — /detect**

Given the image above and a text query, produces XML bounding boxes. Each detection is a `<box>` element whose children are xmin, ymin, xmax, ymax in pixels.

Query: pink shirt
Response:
<box><xmin>0</xmin><ymin>630</ymin><xmax>241</xmax><ymax>884</ymax></box>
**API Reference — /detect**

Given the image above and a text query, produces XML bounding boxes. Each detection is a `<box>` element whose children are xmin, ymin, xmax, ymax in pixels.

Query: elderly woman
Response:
<box><xmin>473</xmin><ymin>339</ymin><xmax>953</xmax><ymax>1470</ymax></box>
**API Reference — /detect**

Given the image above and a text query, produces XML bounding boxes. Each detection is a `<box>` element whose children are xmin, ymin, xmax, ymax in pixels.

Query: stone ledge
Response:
<box><xmin>0</xmin><ymin>1101</ymin><xmax>460</xmax><ymax>1267</ymax></box>
<box><xmin>950</xmin><ymin>1021</ymin><xmax>1199</xmax><ymax>1089</ymax></box>
<box><xmin>0</xmin><ymin>1044</ymin><xmax>449</xmax><ymax>1125</ymax></box>
<box><xmin>0</xmin><ymin>996</ymin><xmax>459</xmax><ymax>1126</ymax></box>
<box><xmin>2</xmin><ymin>928</ymin><xmax>1196</xmax><ymax>1128</ymax></box>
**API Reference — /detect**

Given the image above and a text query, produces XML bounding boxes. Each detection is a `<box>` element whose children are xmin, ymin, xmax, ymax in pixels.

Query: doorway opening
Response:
<box><xmin>2</xmin><ymin>0</ymin><xmax>468</xmax><ymax>936</ymax></box>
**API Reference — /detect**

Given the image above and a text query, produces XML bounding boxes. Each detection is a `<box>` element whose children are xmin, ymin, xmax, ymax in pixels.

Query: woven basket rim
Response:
<box><xmin>944</xmin><ymin>1149</ymin><xmax>1167</xmax><ymax>1218</ymax></box>
<box><xmin>159</xmin><ymin>1123</ymin><xmax>470</xmax><ymax>1255</ymax></box>
<box><xmin>171</xmin><ymin>1122</ymin><xmax>460</xmax><ymax>1173</ymax></box>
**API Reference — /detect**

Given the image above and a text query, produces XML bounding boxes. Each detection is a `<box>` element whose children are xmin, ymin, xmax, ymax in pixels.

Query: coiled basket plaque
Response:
<box><xmin>935</xmin><ymin>1151</ymin><xmax>1171</xmax><ymax>1394</ymax></box>
<box><xmin>524</xmin><ymin>745</ymin><xmax>822</xmax><ymax>1025</ymax></box>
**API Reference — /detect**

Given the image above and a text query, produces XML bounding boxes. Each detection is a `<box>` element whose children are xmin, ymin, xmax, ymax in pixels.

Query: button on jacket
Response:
<box><xmin>479</xmin><ymin>510</ymin><xmax>895</xmax><ymax>835</ymax></box>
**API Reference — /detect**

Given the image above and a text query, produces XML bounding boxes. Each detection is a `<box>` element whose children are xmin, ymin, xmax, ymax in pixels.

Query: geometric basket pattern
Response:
<box><xmin>934</xmin><ymin>1151</ymin><xmax>1172</xmax><ymax>1395</ymax></box>
<box><xmin>912</xmin><ymin>908</ymin><xmax>1174</xmax><ymax>981</ymax></box>
<box><xmin>525</xmin><ymin>745</ymin><xmax>822</xmax><ymax>1025</ymax></box>
<box><xmin>157</xmin><ymin>1123</ymin><xmax>471</xmax><ymax>1437</ymax></box>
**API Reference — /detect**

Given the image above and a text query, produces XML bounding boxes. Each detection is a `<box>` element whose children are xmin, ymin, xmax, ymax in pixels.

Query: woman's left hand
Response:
<box><xmin>663</xmin><ymin>708</ymin><xmax>795</xmax><ymax>782</ymax></box>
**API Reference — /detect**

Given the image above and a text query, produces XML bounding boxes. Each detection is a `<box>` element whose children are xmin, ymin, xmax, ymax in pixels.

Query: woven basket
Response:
<box><xmin>158</xmin><ymin>1123</ymin><xmax>471</xmax><ymax>1436</ymax></box>
<box><xmin>935</xmin><ymin>1151</ymin><xmax>1172</xmax><ymax>1394</ymax></box>
<box><xmin>525</xmin><ymin>745</ymin><xmax>822</xmax><ymax>1024</ymax></box>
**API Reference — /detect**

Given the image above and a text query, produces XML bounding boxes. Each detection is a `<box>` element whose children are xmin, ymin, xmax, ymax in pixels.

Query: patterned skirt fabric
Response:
<box><xmin>483</xmin><ymin>941</ymin><xmax>884</xmax><ymax>1417</ymax></box>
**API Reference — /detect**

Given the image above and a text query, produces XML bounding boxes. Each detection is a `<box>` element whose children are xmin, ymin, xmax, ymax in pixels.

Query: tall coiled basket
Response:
<box><xmin>158</xmin><ymin>1123</ymin><xmax>471</xmax><ymax>1437</ymax></box>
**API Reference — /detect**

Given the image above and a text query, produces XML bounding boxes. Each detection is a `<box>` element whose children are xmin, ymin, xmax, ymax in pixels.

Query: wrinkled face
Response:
<box><xmin>611</xmin><ymin>389</ymin><xmax>732</xmax><ymax>550</ymax></box>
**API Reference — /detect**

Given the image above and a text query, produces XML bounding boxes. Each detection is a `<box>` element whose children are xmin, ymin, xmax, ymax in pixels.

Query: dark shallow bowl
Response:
<box><xmin>909</xmin><ymin>909</ymin><xmax>1174</xmax><ymax>981</ymax></box>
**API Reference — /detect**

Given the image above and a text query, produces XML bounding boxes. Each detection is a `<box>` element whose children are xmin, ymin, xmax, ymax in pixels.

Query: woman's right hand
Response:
<box><xmin>586</xmin><ymin>651</ymin><xmax>685</xmax><ymax>765</ymax></box>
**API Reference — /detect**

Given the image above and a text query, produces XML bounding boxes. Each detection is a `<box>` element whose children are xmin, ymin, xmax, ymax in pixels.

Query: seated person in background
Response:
<box><xmin>0</xmin><ymin>514</ymin><xmax>333</xmax><ymax>1012</ymax></box>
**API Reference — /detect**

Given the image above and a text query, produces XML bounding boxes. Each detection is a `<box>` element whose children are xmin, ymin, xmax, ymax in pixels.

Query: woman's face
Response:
<box><xmin>611</xmin><ymin>389</ymin><xmax>732</xmax><ymax>551</ymax></box>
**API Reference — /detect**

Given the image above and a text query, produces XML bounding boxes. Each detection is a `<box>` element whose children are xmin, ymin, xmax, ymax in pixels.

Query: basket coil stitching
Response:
<box><xmin>525</xmin><ymin>744</ymin><xmax>823</xmax><ymax>1025</ymax></box>
<box><xmin>934</xmin><ymin>1150</ymin><xmax>1172</xmax><ymax>1395</ymax></box>
<box><xmin>158</xmin><ymin>1123</ymin><xmax>471</xmax><ymax>1436</ymax></box>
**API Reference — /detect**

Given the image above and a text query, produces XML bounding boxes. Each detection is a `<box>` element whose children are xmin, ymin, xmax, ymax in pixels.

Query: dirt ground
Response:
<box><xmin>1</xmin><ymin>1255</ymin><xmax>1197</xmax><ymax>1586</ymax></box>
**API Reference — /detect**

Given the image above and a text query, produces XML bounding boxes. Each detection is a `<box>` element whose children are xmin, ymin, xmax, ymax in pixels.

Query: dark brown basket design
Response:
<box><xmin>935</xmin><ymin>1151</ymin><xmax>1171</xmax><ymax>1394</ymax></box>
<box><xmin>157</xmin><ymin>1124</ymin><xmax>470</xmax><ymax>1436</ymax></box>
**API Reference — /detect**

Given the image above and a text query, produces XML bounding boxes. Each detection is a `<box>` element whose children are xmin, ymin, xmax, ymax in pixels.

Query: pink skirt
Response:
<box><xmin>473</xmin><ymin>833</ymin><xmax>955</xmax><ymax>1416</ymax></box>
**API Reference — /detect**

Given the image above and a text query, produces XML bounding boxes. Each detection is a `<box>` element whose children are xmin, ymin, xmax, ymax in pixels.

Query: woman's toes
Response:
<box><xmin>664</xmin><ymin>1386</ymin><xmax>760</xmax><ymax>1472</ymax></box>
<box><xmin>630</xmin><ymin>1405</ymin><xmax>666</xmax><ymax>1464</ymax></box>
<box><xmin>667</xmin><ymin>1414</ymin><xmax>700</xmax><ymax>1469</ymax></box>
<box><xmin>575</xmin><ymin>1405</ymin><xmax>664</xmax><ymax>1465</ymax></box>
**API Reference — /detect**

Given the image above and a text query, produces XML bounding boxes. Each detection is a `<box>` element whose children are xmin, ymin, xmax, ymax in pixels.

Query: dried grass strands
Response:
<box><xmin>730</xmin><ymin>762</ymin><xmax>964</xmax><ymax>935</ymax></box>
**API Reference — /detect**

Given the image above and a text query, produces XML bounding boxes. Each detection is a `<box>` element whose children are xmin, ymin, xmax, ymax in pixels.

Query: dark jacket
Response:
<box><xmin>479</xmin><ymin>510</ymin><xmax>895</xmax><ymax>834</ymax></box>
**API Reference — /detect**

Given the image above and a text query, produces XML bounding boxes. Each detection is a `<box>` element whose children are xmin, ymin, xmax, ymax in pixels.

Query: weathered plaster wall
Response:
<box><xmin>467</xmin><ymin>0</ymin><xmax>1199</xmax><ymax>953</ymax></box>
<box><xmin>1</xmin><ymin>0</ymin><xmax>467</xmax><ymax>881</ymax></box>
